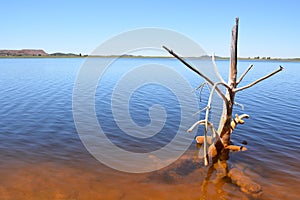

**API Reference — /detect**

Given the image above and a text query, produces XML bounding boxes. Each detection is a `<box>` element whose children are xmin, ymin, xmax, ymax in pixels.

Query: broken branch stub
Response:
<box><xmin>229</xmin><ymin>17</ymin><xmax>239</xmax><ymax>89</ymax></box>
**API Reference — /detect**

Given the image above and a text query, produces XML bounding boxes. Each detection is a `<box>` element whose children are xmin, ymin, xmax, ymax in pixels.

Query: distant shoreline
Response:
<box><xmin>1</xmin><ymin>49</ymin><xmax>299</xmax><ymax>61</ymax></box>
<box><xmin>0</xmin><ymin>55</ymin><xmax>299</xmax><ymax>62</ymax></box>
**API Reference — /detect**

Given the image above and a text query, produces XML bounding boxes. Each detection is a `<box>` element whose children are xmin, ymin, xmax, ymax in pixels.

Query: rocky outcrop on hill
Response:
<box><xmin>0</xmin><ymin>49</ymin><xmax>48</xmax><ymax>56</ymax></box>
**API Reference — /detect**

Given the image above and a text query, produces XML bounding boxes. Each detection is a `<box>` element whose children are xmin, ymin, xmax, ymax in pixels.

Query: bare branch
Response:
<box><xmin>234</xmin><ymin>101</ymin><xmax>244</xmax><ymax>110</ymax></box>
<box><xmin>187</xmin><ymin>120</ymin><xmax>219</xmax><ymax>139</ymax></box>
<box><xmin>162</xmin><ymin>46</ymin><xmax>228</xmax><ymax>102</ymax></box>
<box><xmin>192</xmin><ymin>106</ymin><xmax>208</xmax><ymax>116</ymax></box>
<box><xmin>192</xmin><ymin>82</ymin><xmax>210</xmax><ymax>102</ymax></box>
<box><xmin>187</xmin><ymin>120</ymin><xmax>213</xmax><ymax>133</ymax></box>
<box><xmin>203</xmin><ymin>130</ymin><xmax>209</xmax><ymax>166</ymax></box>
<box><xmin>234</xmin><ymin>66</ymin><xmax>283</xmax><ymax>93</ymax></box>
<box><xmin>212</xmin><ymin>53</ymin><xmax>226</xmax><ymax>84</ymax></box>
<box><xmin>199</xmin><ymin>85</ymin><xmax>205</xmax><ymax>102</ymax></box>
<box><xmin>236</xmin><ymin>64</ymin><xmax>253</xmax><ymax>85</ymax></box>
<box><xmin>192</xmin><ymin>82</ymin><xmax>207</xmax><ymax>93</ymax></box>
<box><xmin>238</xmin><ymin>114</ymin><xmax>250</xmax><ymax>119</ymax></box>
<box><xmin>225</xmin><ymin>145</ymin><xmax>247</xmax><ymax>151</ymax></box>
<box><xmin>163</xmin><ymin>46</ymin><xmax>215</xmax><ymax>85</ymax></box>
<box><xmin>187</xmin><ymin>120</ymin><xmax>204</xmax><ymax>133</ymax></box>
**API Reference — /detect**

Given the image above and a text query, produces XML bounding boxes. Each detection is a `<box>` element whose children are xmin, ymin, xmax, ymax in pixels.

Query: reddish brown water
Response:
<box><xmin>1</xmin><ymin>148</ymin><xmax>299</xmax><ymax>200</ymax></box>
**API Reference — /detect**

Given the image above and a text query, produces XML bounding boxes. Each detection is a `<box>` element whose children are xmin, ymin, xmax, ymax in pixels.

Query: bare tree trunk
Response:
<box><xmin>217</xmin><ymin>18</ymin><xmax>239</xmax><ymax>148</ymax></box>
<box><xmin>163</xmin><ymin>17</ymin><xmax>283</xmax><ymax>197</ymax></box>
<box><xmin>163</xmin><ymin>17</ymin><xmax>283</xmax><ymax>165</ymax></box>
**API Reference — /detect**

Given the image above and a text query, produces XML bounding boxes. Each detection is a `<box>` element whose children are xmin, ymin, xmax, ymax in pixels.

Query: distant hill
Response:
<box><xmin>0</xmin><ymin>49</ymin><xmax>48</xmax><ymax>56</ymax></box>
<box><xmin>49</xmin><ymin>52</ymin><xmax>80</xmax><ymax>57</ymax></box>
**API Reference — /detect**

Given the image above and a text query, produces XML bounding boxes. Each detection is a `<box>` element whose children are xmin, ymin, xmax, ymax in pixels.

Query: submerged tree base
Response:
<box><xmin>228</xmin><ymin>168</ymin><xmax>262</xmax><ymax>197</ymax></box>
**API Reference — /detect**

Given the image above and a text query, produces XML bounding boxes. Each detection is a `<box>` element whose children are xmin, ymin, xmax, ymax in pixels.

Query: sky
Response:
<box><xmin>0</xmin><ymin>0</ymin><xmax>299</xmax><ymax>58</ymax></box>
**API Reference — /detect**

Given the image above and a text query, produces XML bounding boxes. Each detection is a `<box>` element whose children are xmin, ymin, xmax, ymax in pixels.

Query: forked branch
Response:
<box><xmin>234</xmin><ymin>66</ymin><xmax>283</xmax><ymax>92</ymax></box>
<box><xmin>192</xmin><ymin>82</ymin><xmax>209</xmax><ymax>93</ymax></box>
<box><xmin>192</xmin><ymin>82</ymin><xmax>210</xmax><ymax>102</ymax></box>
<box><xmin>230</xmin><ymin>113</ymin><xmax>249</xmax><ymax>133</ymax></box>
<box><xmin>236</xmin><ymin>64</ymin><xmax>253</xmax><ymax>85</ymax></box>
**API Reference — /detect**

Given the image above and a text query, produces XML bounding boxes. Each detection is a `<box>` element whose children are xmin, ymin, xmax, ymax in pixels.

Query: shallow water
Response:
<box><xmin>0</xmin><ymin>58</ymin><xmax>299</xmax><ymax>199</ymax></box>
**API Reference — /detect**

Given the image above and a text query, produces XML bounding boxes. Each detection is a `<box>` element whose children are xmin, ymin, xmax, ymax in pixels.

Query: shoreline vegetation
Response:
<box><xmin>0</xmin><ymin>49</ymin><xmax>299</xmax><ymax>61</ymax></box>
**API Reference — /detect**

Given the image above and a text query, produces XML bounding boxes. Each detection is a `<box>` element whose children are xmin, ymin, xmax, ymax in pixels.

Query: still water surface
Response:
<box><xmin>0</xmin><ymin>58</ymin><xmax>299</xmax><ymax>199</ymax></box>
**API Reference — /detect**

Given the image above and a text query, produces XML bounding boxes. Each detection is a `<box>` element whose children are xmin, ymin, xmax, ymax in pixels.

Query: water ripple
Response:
<box><xmin>0</xmin><ymin>58</ymin><xmax>299</xmax><ymax>199</ymax></box>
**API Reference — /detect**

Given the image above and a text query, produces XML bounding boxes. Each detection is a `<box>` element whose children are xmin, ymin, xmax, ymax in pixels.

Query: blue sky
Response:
<box><xmin>0</xmin><ymin>0</ymin><xmax>299</xmax><ymax>58</ymax></box>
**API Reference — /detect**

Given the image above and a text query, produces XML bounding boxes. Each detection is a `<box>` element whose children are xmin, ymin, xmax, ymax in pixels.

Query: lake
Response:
<box><xmin>0</xmin><ymin>58</ymin><xmax>299</xmax><ymax>199</ymax></box>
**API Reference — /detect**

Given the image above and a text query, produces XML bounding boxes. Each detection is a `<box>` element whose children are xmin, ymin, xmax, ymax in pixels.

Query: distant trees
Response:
<box><xmin>253</xmin><ymin>56</ymin><xmax>271</xmax><ymax>60</ymax></box>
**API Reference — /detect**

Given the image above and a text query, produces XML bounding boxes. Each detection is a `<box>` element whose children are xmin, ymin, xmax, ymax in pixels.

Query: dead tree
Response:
<box><xmin>163</xmin><ymin>18</ymin><xmax>283</xmax><ymax>166</ymax></box>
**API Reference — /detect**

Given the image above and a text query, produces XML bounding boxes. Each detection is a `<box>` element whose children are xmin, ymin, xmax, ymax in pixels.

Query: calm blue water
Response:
<box><xmin>0</xmin><ymin>58</ymin><xmax>299</xmax><ymax>199</ymax></box>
